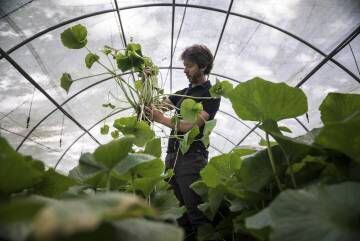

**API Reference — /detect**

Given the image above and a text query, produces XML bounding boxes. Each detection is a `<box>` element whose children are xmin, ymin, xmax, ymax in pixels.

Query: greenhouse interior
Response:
<box><xmin>0</xmin><ymin>0</ymin><xmax>359</xmax><ymax>241</ymax></box>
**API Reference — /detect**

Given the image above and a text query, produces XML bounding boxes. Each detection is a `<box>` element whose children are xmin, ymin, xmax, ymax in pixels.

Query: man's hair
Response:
<box><xmin>181</xmin><ymin>44</ymin><xmax>214</xmax><ymax>75</ymax></box>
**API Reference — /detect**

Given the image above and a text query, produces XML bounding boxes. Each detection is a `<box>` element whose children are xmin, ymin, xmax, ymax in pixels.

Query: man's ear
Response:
<box><xmin>200</xmin><ymin>66</ymin><xmax>207</xmax><ymax>72</ymax></box>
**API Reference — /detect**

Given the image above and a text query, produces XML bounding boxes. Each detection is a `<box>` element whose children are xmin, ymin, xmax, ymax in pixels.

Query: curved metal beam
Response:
<box><xmin>16</xmin><ymin>72</ymin><xmax>129</xmax><ymax>151</ymax></box>
<box><xmin>2</xmin><ymin>3</ymin><xmax>359</xmax><ymax>84</ymax></box>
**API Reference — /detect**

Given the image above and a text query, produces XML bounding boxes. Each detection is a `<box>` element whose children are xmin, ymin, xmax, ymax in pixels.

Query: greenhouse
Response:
<box><xmin>0</xmin><ymin>0</ymin><xmax>359</xmax><ymax>240</ymax></box>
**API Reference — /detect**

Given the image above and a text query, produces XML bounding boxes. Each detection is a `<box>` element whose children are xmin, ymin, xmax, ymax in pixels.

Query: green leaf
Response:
<box><xmin>85</xmin><ymin>53</ymin><xmax>99</xmax><ymax>68</ymax></box>
<box><xmin>319</xmin><ymin>92</ymin><xmax>360</xmax><ymax>124</ymax></box>
<box><xmin>259</xmin><ymin>138</ymin><xmax>277</xmax><ymax>147</ymax></box>
<box><xmin>94</xmin><ymin>136</ymin><xmax>134</xmax><ymax>168</ymax></box>
<box><xmin>116</xmin><ymin>52</ymin><xmax>132</xmax><ymax>72</ymax></box>
<box><xmin>209</xmin><ymin>79</ymin><xmax>233</xmax><ymax>98</ymax></box>
<box><xmin>267</xmin><ymin>182</ymin><xmax>360</xmax><ymax>241</ymax></box>
<box><xmin>131</xmin><ymin>176</ymin><xmax>163</xmax><ymax>197</ymax></box>
<box><xmin>237</xmin><ymin>146</ymin><xmax>285</xmax><ymax>192</ymax></box>
<box><xmin>0</xmin><ymin>137</ymin><xmax>44</xmax><ymax>195</ymax></box>
<box><xmin>60</xmin><ymin>73</ymin><xmax>73</xmax><ymax>93</ymax></box>
<box><xmin>113</xmin><ymin>116</ymin><xmax>154</xmax><ymax>147</ymax></box>
<box><xmin>100</xmin><ymin>124</ymin><xmax>109</xmax><ymax>135</ymax></box>
<box><xmin>69</xmin><ymin>153</ymin><xmax>107</xmax><ymax>187</ymax></box>
<box><xmin>151</xmin><ymin>189</ymin><xmax>185</xmax><ymax>220</ymax></box>
<box><xmin>0</xmin><ymin>195</ymin><xmax>51</xmax><ymax>223</ymax></box>
<box><xmin>231</xmin><ymin>147</ymin><xmax>257</xmax><ymax>157</ymax></box>
<box><xmin>112</xmin><ymin>153</ymin><xmax>158</xmax><ymax>177</ymax></box>
<box><xmin>101</xmin><ymin>45</ymin><xmax>112</xmax><ymax>55</ymax></box>
<box><xmin>179</xmin><ymin>126</ymin><xmax>200</xmax><ymax>154</ymax></box>
<box><xmin>201</xmin><ymin>119</ymin><xmax>216</xmax><ymax>147</ymax></box>
<box><xmin>111</xmin><ymin>130</ymin><xmax>119</xmax><ymax>139</ymax></box>
<box><xmin>199</xmin><ymin>187</ymin><xmax>225</xmax><ymax>220</ymax></box>
<box><xmin>34</xmin><ymin>169</ymin><xmax>78</xmax><ymax>198</ymax></box>
<box><xmin>32</xmin><ymin>192</ymin><xmax>156</xmax><ymax>240</ymax></box>
<box><xmin>315</xmin><ymin>115</ymin><xmax>360</xmax><ymax>163</ymax></box>
<box><xmin>228</xmin><ymin>77</ymin><xmax>308</xmax><ymax>121</ymax></box>
<box><xmin>180</xmin><ymin>99</ymin><xmax>203</xmax><ymax>123</ymax></box>
<box><xmin>279</xmin><ymin>126</ymin><xmax>292</xmax><ymax>133</ymax></box>
<box><xmin>102</xmin><ymin>103</ymin><xmax>116</xmax><ymax>109</ymax></box>
<box><xmin>60</xmin><ymin>24</ymin><xmax>87</xmax><ymax>49</ymax></box>
<box><xmin>144</xmin><ymin>138</ymin><xmax>161</xmax><ymax>157</ymax></box>
<box><xmin>200</xmin><ymin>153</ymin><xmax>232</xmax><ymax>188</ymax></box>
<box><xmin>245</xmin><ymin>208</ymin><xmax>272</xmax><ymax>230</ymax></box>
<box><xmin>111</xmin><ymin>218</ymin><xmax>183</xmax><ymax>241</ymax></box>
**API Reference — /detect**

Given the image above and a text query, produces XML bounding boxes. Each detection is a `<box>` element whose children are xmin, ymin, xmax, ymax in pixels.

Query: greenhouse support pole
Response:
<box><xmin>0</xmin><ymin>47</ymin><xmax>102</xmax><ymax>147</ymax></box>
<box><xmin>296</xmin><ymin>25</ymin><xmax>360</xmax><ymax>87</ymax></box>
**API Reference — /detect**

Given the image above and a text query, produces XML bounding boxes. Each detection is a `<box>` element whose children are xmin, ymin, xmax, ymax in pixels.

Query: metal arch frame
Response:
<box><xmin>1</xmin><ymin>3</ymin><xmax>359</xmax><ymax>84</ymax></box>
<box><xmin>16</xmin><ymin>67</ymin><xmax>262</xmax><ymax>151</ymax></box>
<box><xmin>0</xmin><ymin>47</ymin><xmax>102</xmax><ymax>147</ymax></box>
<box><xmin>1</xmin><ymin>3</ymin><xmax>359</xmax><ymax>151</ymax></box>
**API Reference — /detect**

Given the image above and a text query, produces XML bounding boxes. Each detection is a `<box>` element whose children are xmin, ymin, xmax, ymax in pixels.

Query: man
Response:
<box><xmin>146</xmin><ymin>44</ymin><xmax>220</xmax><ymax>241</ymax></box>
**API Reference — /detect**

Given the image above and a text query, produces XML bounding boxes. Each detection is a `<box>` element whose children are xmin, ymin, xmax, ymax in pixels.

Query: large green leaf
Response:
<box><xmin>319</xmin><ymin>92</ymin><xmax>360</xmax><ymax>124</ymax></box>
<box><xmin>228</xmin><ymin>77</ymin><xmax>308</xmax><ymax>121</ymax></box>
<box><xmin>69</xmin><ymin>152</ymin><xmax>107</xmax><ymax>187</ymax></box>
<box><xmin>60</xmin><ymin>73</ymin><xmax>73</xmax><ymax>93</ymax></box>
<box><xmin>201</xmin><ymin>119</ymin><xmax>217</xmax><ymax>147</ymax></box>
<box><xmin>315</xmin><ymin>115</ymin><xmax>360</xmax><ymax>163</ymax></box>
<box><xmin>111</xmin><ymin>218</ymin><xmax>183</xmax><ymax>241</ymax></box>
<box><xmin>32</xmin><ymin>192</ymin><xmax>156</xmax><ymax>240</ymax></box>
<box><xmin>198</xmin><ymin>187</ymin><xmax>225</xmax><ymax>220</ymax></box>
<box><xmin>34</xmin><ymin>169</ymin><xmax>78</xmax><ymax>198</ymax></box>
<box><xmin>179</xmin><ymin>126</ymin><xmax>200</xmax><ymax>154</ymax></box>
<box><xmin>116</xmin><ymin>52</ymin><xmax>132</xmax><ymax>72</ymax></box>
<box><xmin>112</xmin><ymin>153</ymin><xmax>158</xmax><ymax>177</ymax></box>
<box><xmin>113</xmin><ymin>116</ymin><xmax>154</xmax><ymax>147</ymax></box>
<box><xmin>237</xmin><ymin>146</ymin><xmax>285</xmax><ymax>192</ymax></box>
<box><xmin>85</xmin><ymin>53</ymin><xmax>99</xmax><ymax>69</ymax></box>
<box><xmin>93</xmin><ymin>136</ymin><xmax>134</xmax><ymax>168</ymax></box>
<box><xmin>151</xmin><ymin>189</ymin><xmax>185</xmax><ymax>220</ymax></box>
<box><xmin>259</xmin><ymin>182</ymin><xmax>360</xmax><ymax>241</ymax></box>
<box><xmin>60</xmin><ymin>24</ymin><xmax>87</xmax><ymax>49</ymax></box>
<box><xmin>144</xmin><ymin>138</ymin><xmax>162</xmax><ymax>157</ymax></box>
<box><xmin>180</xmin><ymin>99</ymin><xmax>203</xmax><ymax>123</ymax></box>
<box><xmin>131</xmin><ymin>176</ymin><xmax>163</xmax><ymax>197</ymax></box>
<box><xmin>0</xmin><ymin>137</ymin><xmax>44</xmax><ymax>195</ymax></box>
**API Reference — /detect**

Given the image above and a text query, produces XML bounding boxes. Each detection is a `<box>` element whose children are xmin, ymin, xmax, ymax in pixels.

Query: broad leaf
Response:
<box><xmin>85</xmin><ymin>53</ymin><xmax>99</xmax><ymax>68</ymax></box>
<box><xmin>151</xmin><ymin>189</ymin><xmax>185</xmax><ymax>220</ymax></box>
<box><xmin>199</xmin><ymin>187</ymin><xmax>225</xmax><ymax>220</ymax></box>
<box><xmin>111</xmin><ymin>130</ymin><xmax>119</xmax><ymax>139</ymax></box>
<box><xmin>319</xmin><ymin>92</ymin><xmax>360</xmax><ymax>124</ymax></box>
<box><xmin>180</xmin><ymin>99</ymin><xmax>203</xmax><ymax>123</ymax></box>
<box><xmin>200</xmin><ymin>153</ymin><xmax>233</xmax><ymax>188</ymax></box>
<box><xmin>201</xmin><ymin>119</ymin><xmax>216</xmax><ymax>147</ymax></box>
<box><xmin>34</xmin><ymin>169</ymin><xmax>77</xmax><ymax>198</ymax></box>
<box><xmin>266</xmin><ymin>182</ymin><xmax>360</xmax><ymax>241</ymax></box>
<box><xmin>60</xmin><ymin>73</ymin><xmax>73</xmax><ymax>93</ymax></box>
<box><xmin>93</xmin><ymin>136</ymin><xmax>134</xmax><ymax>168</ymax></box>
<box><xmin>0</xmin><ymin>137</ymin><xmax>44</xmax><ymax>195</ymax></box>
<box><xmin>113</xmin><ymin>116</ymin><xmax>154</xmax><ymax>147</ymax></box>
<box><xmin>237</xmin><ymin>146</ymin><xmax>285</xmax><ymax>192</ymax></box>
<box><xmin>179</xmin><ymin>126</ymin><xmax>200</xmax><ymax>154</ymax></box>
<box><xmin>144</xmin><ymin>138</ymin><xmax>161</xmax><ymax>157</ymax></box>
<box><xmin>209</xmin><ymin>79</ymin><xmax>233</xmax><ymax>98</ymax></box>
<box><xmin>112</xmin><ymin>153</ymin><xmax>158</xmax><ymax>177</ymax></box>
<box><xmin>32</xmin><ymin>192</ymin><xmax>156</xmax><ymax>240</ymax></box>
<box><xmin>111</xmin><ymin>218</ymin><xmax>183</xmax><ymax>241</ymax></box>
<box><xmin>315</xmin><ymin>115</ymin><xmax>360</xmax><ymax>163</ymax></box>
<box><xmin>69</xmin><ymin>153</ymin><xmax>107</xmax><ymax>187</ymax></box>
<box><xmin>60</xmin><ymin>24</ymin><xmax>87</xmax><ymax>49</ymax></box>
<box><xmin>116</xmin><ymin>52</ymin><xmax>132</xmax><ymax>72</ymax></box>
<box><xmin>228</xmin><ymin>77</ymin><xmax>308</xmax><ymax>121</ymax></box>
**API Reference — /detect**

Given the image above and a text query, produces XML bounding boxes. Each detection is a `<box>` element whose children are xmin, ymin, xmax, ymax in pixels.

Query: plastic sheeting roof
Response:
<box><xmin>1</xmin><ymin>0</ymin><xmax>359</xmax><ymax>172</ymax></box>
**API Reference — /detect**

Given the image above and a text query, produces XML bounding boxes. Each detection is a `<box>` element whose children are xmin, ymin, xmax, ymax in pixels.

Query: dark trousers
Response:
<box><xmin>166</xmin><ymin>151</ymin><xmax>209</xmax><ymax>241</ymax></box>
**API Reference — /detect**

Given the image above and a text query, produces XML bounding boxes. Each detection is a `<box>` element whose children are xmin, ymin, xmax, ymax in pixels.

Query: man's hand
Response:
<box><xmin>144</xmin><ymin>105</ymin><xmax>163</xmax><ymax>122</ymax></box>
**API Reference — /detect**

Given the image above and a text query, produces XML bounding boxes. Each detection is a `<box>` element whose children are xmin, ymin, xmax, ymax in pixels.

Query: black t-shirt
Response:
<box><xmin>167</xmin><ymin>81</ymin><xmax>220</xmax><ymax>154</ymax></box>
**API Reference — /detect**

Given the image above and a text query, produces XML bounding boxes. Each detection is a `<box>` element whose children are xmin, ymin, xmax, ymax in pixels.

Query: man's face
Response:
<box><xmin>183</xmin><ymin>59</ymin><xmax>203</xmax><ymax>84</ymax></box>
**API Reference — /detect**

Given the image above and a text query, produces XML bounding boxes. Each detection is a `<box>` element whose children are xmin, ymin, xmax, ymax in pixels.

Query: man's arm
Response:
<box><xmin>145</xmin><ymin>106</ymin><xmax>209</xmax><ymax>132</ymax></box>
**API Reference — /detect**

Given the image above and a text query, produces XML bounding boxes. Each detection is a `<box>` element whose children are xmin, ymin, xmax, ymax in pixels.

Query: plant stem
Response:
<box><xmin>158</xmin><ymin>93</ymin><xmax>219</xmax><ymax>100</ymax></box>
<box><xmin>266</xmin><ymin>132</ymin><xmax>282</xmax><ymax>191</ymax></box>
<box><xmin>278</xmin><ymin>145</ymin><xmax>297</xmax><ymax>188</ymax></box>
<box><xmin>72</xmin><ymin>72</ymin><xmax>112</xmax><ymax>81</ymax></box>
